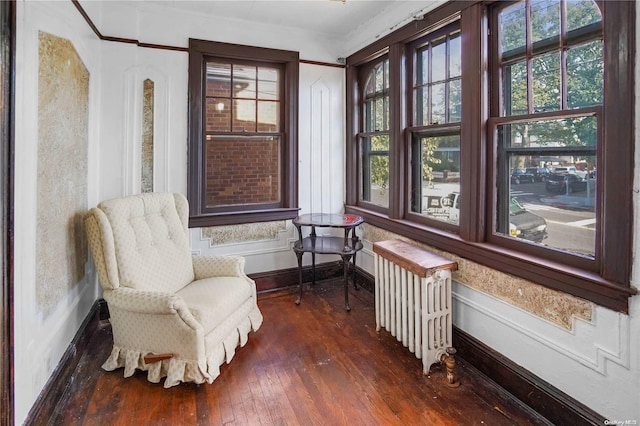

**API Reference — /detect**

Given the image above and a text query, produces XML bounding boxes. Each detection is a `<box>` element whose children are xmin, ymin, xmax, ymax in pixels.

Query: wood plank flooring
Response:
<box><xmin>44</xmin><ymin>280</ymin><xmax>549</xmax><ymax>426</ymax></box>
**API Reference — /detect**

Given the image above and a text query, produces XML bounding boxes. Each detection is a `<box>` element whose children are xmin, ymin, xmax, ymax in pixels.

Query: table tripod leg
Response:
<box><xmin>342</xmin><ymin>254</ymin><xmax>351</xmax><ymax>311</ymax></box>
<box><xmin>295</xmin><ymin>251</ymin><xmax>303</xmax><ymax>305</ymax></box>
<box><xmin>352</xmin><ymin>252</ymin><xmax>359</xmax><ymax>290</ymax></box>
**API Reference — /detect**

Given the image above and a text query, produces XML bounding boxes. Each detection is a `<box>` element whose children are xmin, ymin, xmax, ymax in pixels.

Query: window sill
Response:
<box><xmin>345</xmin><ymin>205</ymin><xmax>636</xmax><ymax>313</ymax></box>
<box><xmin>189</xmin><ymin>208</ymin><xmax>300</xmax><ymax>227</ymax></box>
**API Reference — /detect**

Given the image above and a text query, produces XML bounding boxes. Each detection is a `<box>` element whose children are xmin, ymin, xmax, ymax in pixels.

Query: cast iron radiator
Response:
<box><xmin>373</xmin><ymin>239</ymin><xmax>458</xmax><ymax>374</ymax></box>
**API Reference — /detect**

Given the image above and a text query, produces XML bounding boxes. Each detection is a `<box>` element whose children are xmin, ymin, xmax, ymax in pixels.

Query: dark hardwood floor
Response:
<box><xmin>43</xmin><ymin>280</ymin><xmax>549</xmax><ymax>426</ymax></box>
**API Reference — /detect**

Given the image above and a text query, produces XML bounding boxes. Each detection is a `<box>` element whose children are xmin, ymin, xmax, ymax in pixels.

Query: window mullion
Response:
<box><xmin>388</xmin><ymin>43</ymin><xmax>404</xmax><ymax>219</ymax></box>
<box><xmin>525</xmin><ymin>0</ymin><xmax>533</xmax><ymax>115</ymax></box>
<box><xmin>560</xmin><ymin>0</ymin><xmax>568</xmax><ymax>110</ymax></box>
<box><xmin>459</xmin><ymin>3</ymin><xmax>488</xmax><ymax>242</ymax></box>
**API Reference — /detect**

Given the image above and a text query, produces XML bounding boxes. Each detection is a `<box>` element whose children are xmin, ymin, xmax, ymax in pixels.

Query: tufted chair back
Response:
<box><xmin>85</xmin><ymin>192</ymin><xmax>195</xmax><ymax>294</ymax></box>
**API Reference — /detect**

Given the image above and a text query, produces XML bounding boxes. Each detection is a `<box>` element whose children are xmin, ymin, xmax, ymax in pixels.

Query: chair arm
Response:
<box><xmin>104</xmin><ymin>287</ymin><xmax>201</xmax><ymax>331</ymax></box>
<box><xmin>192</xmin><ymin>255</ymin><xmax>247</xmax><ymax>280</ymax></box>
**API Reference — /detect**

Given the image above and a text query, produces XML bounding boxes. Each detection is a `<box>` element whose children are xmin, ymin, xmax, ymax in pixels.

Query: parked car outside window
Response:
<box><xmin>551</xmin><ymin>165</ymin><xmax>589</xmax><ymax>179</ymax></box>
<box><xmin>510</xmin><ymin>168</ymin><xmax>535</xmax><ymax>184</ymax></box>
<box><xmin>525</xmin><ymin>167</ymin><xmax>550</xmax><ymax>182</ymax></box>
<box><xmin>509</xmin><ymin>198</ymin><xmax>547</xmax><ymax>243</ymax></box>
<box><xmin>545</xmin><ymin>173</ymin><xmax>587</xmax><ymax>193</ymax></box>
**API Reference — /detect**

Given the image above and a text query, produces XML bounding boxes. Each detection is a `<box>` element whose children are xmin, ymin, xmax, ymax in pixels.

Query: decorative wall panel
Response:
<box><xmin>141</xmin><ymin>78</ymin><xmax>154</xmax><ymax>192</ymax></box>
<box><xmin>36</xmin><ymin>31</ymin><xmax>89</xmax><ymax>318</ymax></box>
<box><xmin>361</xmin><ymin>223</ymin><xmax>593</xmax><ymax>330</ymax></box>
<box><xmin>202</xmin><ymin>221</ymin><xmax>287</xmax><ymax>245</ymax></box>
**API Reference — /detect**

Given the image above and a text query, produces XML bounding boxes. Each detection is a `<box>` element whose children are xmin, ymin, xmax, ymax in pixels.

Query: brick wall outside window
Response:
<box><xmin>205</xmin><ymin>136</ymin><xmax>280</xmax><ymax>206</ymax></box>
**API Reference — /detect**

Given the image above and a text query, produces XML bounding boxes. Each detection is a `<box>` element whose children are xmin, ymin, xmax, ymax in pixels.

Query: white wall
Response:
<box><xmin>13</xmin><ymin>0</ymin><xmax>639</xmax><ymax>424</ymax></box>
<box><xmin>14</xmin><ymin>1</ymin><xmax>102</xmax><ymax>423</ymax></box>
<box><xmin>96</xmin><ymin>3</ymin><xmax>346</xmax><ymax>274</ymax></box>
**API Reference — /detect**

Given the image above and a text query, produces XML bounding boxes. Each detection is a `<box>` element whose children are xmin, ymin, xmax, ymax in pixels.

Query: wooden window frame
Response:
<box><xmin>188</xmin><ymin>39</ymin><xmax>299</xmax><ymax>226</ymax></box>
<box><xmin>405</xmin><ymin>23</ymin><xmax>462</xmax><ymax>228</ymax></box>
<box><xmin>345</xmin><ymin>0</ymin><xmax>636</xmax><ymax>312</ymax></box>
<box><xmin>358</xmin><ymin>56</ymin><xmax>391</xmax><ymax>212</ymax></box>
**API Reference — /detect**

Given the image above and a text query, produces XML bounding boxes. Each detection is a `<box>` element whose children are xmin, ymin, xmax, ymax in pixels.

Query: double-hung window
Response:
<box><xmin>359</xmin><ymin>58</ymin><xmax>391</xmax><ymax>209</ymax></box>
<box><xmin>345</xmin><ymin>0</ymin><xmax>636</xmax><ymax>312</ymax></box>
<box><xmin>408</xmin><ymin>25</ymin><xmax>461</xmax><ymax>227</ymax></box>
<box><xmin>188</xmin><ymin>39</ymin><xmax>299</xmax><ymax>226</ymax></box>
<box><xmin>490</xmin><ymin>0</ymin><xmax>602</xmax><ymax>261</ymax></box>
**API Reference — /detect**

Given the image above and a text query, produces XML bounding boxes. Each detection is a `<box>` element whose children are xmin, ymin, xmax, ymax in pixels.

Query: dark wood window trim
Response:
<box><xmin>188</xmin><ymin>39</ymin><xmax>299</xmax><ymax>226</ymax></box>
<box><xmin>0</xmin><ymin>1</ymin><xmax>13</xmax><ymax>424</ymax></box>
<box><xmin>345</xmin><ymin>0</ymin><xmax>636</xmax><ymax>313</ymax></box>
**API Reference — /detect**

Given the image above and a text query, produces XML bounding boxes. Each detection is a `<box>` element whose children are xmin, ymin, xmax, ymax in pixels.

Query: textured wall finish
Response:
<box><xmin>142</xmin><ymin>78</ymin><xmax>154</xmax><ymax>193</ymax></box>
<box><xmin>37</xmin><ymin>31</ymin><xmax>89</xmax><ymax>318</ymax></box>
<box><xmin>362</xmin><ymin>224</ymin><xmax>593</xmax><ymax>330</ymax></box>
<box><xmin>202</xmin><ymin>221</ymin><xmax>287</xmax><ymax>245</ymax></box>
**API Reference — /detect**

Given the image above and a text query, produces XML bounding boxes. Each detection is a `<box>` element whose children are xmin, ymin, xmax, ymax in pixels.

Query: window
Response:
<box><xmin>408</xmin><ymin>26</ymin><xmax>461</xmax><ymax>226</ymax></box>
<box><xmin>360</xmin><ymin>58</ymin><xmax>390</xmax><ymax>209</ymax></box>
<box><xmin>188</xmin><ymin>39</ymin><xmax>299</xmax><ymax>226</ymax></box>
<box><xmin>491</xmin><ymin>0</ymin><xmax>602</xmax><ymax>260</ymax></box>
<box><xmin>345</xmin><ymin>1</ymin><xmax>636</xmax><ymax>312</ymax></box>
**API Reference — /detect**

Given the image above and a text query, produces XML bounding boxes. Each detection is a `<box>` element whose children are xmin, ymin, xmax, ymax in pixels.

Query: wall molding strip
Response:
<box><xmin>70</xmin><ymin>0</ymin><xmax>345</xmax><ymax>68</ymax></box>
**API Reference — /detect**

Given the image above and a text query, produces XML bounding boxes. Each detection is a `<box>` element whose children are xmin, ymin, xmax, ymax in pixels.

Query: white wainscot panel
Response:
<box><xmin>453</xmin><ymin>282</ymin><xmax>629</xmax><ymax>374</ymax></box>
<box><xmin>189</xmin><ymin>223</ymin><xmax>300</xmax><ymax>275</ymax></box>
<box><xmin>452</xmin><ymin>282</ymin><xmax>636</xmax><ymax>419</ymax></box>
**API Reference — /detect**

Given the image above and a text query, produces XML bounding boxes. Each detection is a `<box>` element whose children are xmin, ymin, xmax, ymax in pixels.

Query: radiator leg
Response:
<box><xmin>440</xmin><ymin>347</ymin><xmax>460</xmax><ymax>388</ymax></box>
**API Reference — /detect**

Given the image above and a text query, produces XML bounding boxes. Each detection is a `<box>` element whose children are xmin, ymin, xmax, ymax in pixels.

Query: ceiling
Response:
<box><xmin>143</xmin><ymin>0</ymin><xmax>434</xmax><ymax>37</ymax></box>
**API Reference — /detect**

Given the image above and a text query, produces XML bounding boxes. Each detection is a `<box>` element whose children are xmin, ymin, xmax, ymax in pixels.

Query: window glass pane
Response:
<box><xmin>531</xmin><ymin>0</ymin><xmax>560</xmax><ymax>44</ymax></box>
<box><xmin>417</xmin><ymin>47</ymin><xmax>429</xmax><ymax>85</ymax></box>
<box><xmin>411</xmin><ymin>134</ymin><xmax>461</xmax><ymax>225</ymax></box>
<box><xmin>362</xmin><ymin>135</ymin><xmax>389</xmax><ymax>208</ymax></box>
<box><xmin>206</xmin><ymin>62</ymin><xmax>231</xmax><ymax>97</ymax></box>
<box><xmin>431</xmin><ymin>39</ymin><xmax>447</xmax><ymax>82</ymax></box>
<box><xmin>375</xmin><ymin>98</ymin><xmax>385</xmax><ymax>131</ymax></box>
<box><xmin>368</xmin><ymin>133</ymin><xmax>389</xmax><ymax>151</ymax></box>
<box><xmin>449</xmin><ymin>34</ymin><xmax>461</xmax><ymax>78</ymax></box>
<box><xmin>532</xmin><ymin>51</ymin><xmax>560</xmax><ymax>112</ymax></box>
<box><xmin>232</xmin><ymin>99</ymin><xmax>256</xmax><ymax>132</ymax></box>
<box><xmin>496</xmin><ymin>152</ymin><xmax>595</xmax><ymax>257</ymax></box>
<box><xmin>364</xmin><ymin>99</ymin><xmax>374</xmax><ymax>132</ymax></box>
<box><xmin>503</xmin><ymin>60</ymin><xmax>527</xmax><ymax>116</ymax></box>
<box><xmin>257</xmin><ymin>101</ymin><xmax>279</xmax><ymax>132</ymax></box>
<box><xmin>500</xmin><ymin>1</ymin><xmax>526</xmax><ymax>54</ymax></box>
<box><xmin>384</xmin><ymin>59</ymin><xmax>389</xmax><ymax>91</ymax></box>
<box><xmin>206</xmin><ymin>98</ymin><xmax>231</xmax><ymax>132</ymax></box>
<box><xmin>567</xmin><ymin>40</ymin><xmax>603</xmax><ymax>109</ymax></box>
<box><xmin>233</xmin><ymin>65</ymin><xmax>257</xmax><ymax>99</ymax></box>
<box><xmin>258</xmin><ymin>67</ymin><xmax>279</xmax><ymax>100</ymax></box>
<box><xmin>365</xmin><ymin>74</ymin><xmax>375</xmax><ymax>96</ymax></box>
<box><xmin>375</xmin><ymin>63</ymin><xmax>384</xmax><ymax>93</ymax></box>
<box><xmin>501</xmin><ymin>116</ymin><xmax>596</xmax><ymax>148</ymax></box>
<box><xmin>431</xmin><ymin>83</ymin><xmax>446</xmax><ymax>125</ymax></box>
<box><xmin>414</xmin><ymin>87</ymin><xmax>428</xmax><ymax>126</ymax></box>
<box><xmin>566</xmin><ymin>0</ymin><xmax>601</xmax><ymax>33</ymax></box>
<box><xmin>205</xmin><ymin>135</ymin><xmax>281</xmax><ymax>207</ymax></box>
<box><xmin>449</xmin><ymin>79</ymin><xmax>462</xmax><ymax>123</ymax></box>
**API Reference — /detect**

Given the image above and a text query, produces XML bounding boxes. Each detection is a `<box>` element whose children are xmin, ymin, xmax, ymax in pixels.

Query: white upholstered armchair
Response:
<box><xmin>84</xmin><ymin>192</ymin><xmax>263</xmax><ymax>387</ymax></box>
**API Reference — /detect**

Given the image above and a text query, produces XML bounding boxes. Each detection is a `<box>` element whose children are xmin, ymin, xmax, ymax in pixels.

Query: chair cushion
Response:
<box><xmin>177</xmin><ymin>277</ymin><xmax>254</xmax><ymax>335</ymax></box>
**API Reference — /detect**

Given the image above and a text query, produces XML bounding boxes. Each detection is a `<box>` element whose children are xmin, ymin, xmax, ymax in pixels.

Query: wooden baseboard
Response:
<box><xmin>453</xmin><ymin>327</ymin><xmax>605</xmax><ymax>426</ymax></box>
<box><xmin>250</xmin><ymin>260</ymin><xmax>347</xmax><ymax>293</ymax></box>
<box><xmin>24</xmin><ymin>300</ymin><xmax>105</xmax><ymax>426</ymax></box>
